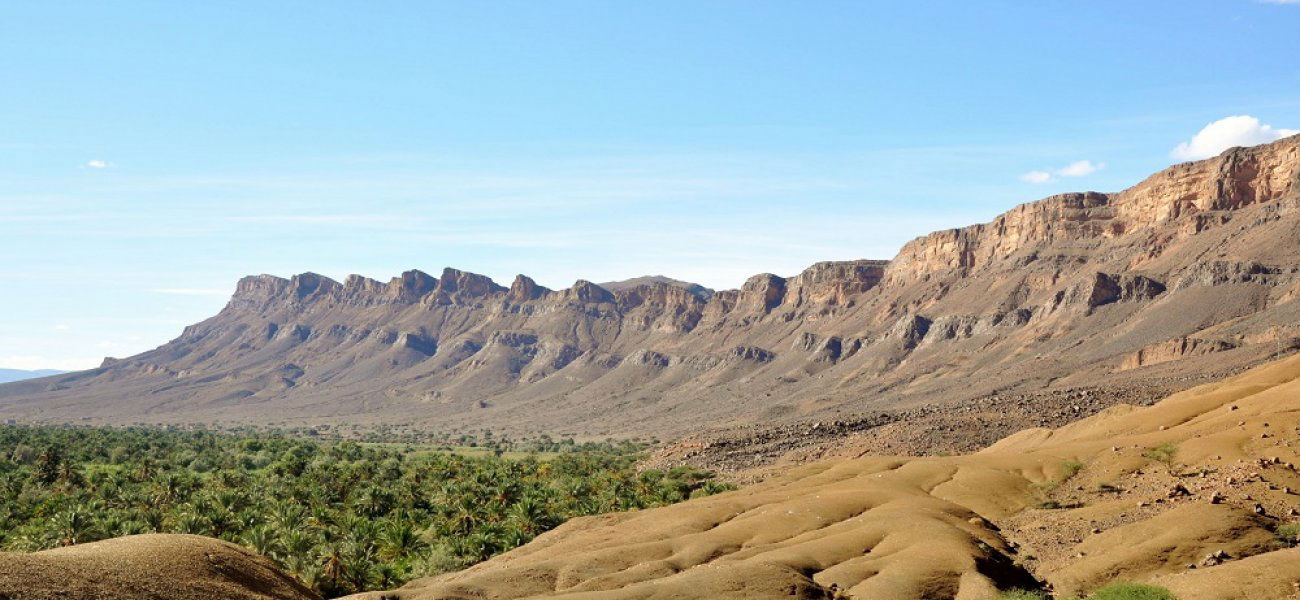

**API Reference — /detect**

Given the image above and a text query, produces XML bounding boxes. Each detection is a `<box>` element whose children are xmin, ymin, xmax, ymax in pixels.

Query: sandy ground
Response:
<box><xmin>345</xmin><ymin>353</ymin><xmax>1300</xmax><ymax>599</ymax></box>
<box><xmin>0</xmin><ymin>533</ymin><xmax>320</xmax><ymax>600</ymax></box>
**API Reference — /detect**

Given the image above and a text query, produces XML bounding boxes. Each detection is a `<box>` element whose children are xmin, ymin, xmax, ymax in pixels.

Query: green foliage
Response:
<box><xmin>1143</xmin><ymin>443</ymin><xmax>1178</xmax><ymax>466</ymax></box>
<box><xmin>1087</xmin><ymin>582</ymin><xmax>1176</xmax><ymax>600</ymax></box>
<box><xmin>1059</xmin><ymin>459</ymin><xmax>1085</xmax><ymax>480</ymax></box>
<box><xmin>996</xmin><ymin>589</ymin><xmax>1048</xmax><ymax>600</ymax></box>
<box><xmin>1034</xmin><ymin>458</ymin><xmax>1086</xmax><ymax>497</ymax></box>
<box><xmin>1276</xmin><ymin>522</ymin><xmax>1300</xmax><ymax>546</ymax></box>
<box><xmin>998</xmin><ymin>582</ymin><xmax>1176</xmax><ymax>600</ymax></box>
<box><xmin>0</xmin><ymin>425</ymin><xmax>731</xmax><ymax>598</ymax></box>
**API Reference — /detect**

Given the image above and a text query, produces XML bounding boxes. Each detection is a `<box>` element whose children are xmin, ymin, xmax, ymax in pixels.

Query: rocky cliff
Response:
<box><xmin>2</xmin><ymin>136</ymin><xmax>1298</xmax><ymax>442</ymax></box>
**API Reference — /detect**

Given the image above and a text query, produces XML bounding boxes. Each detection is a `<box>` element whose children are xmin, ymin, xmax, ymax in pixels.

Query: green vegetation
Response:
<box><xmin>1059</xmin><ymin>458</ymin><xmax>1085</xmax><ymax>480</ymax></box>
<box><xmin>1143</xmin><ymin>442</ymin><xmax>1178</xmax><ymax>467</ymax></box>
<box><xmin>997</xmin><ymin>582</ymin><xmax>1176</xmax><ymax>600</ymax></box>
<box><xmin>1034</xmin><ymin>458</ymin><xmax>1087</xmax><ymax>499</ymax></box>
<box><xmin>0</xmin><ymin>425</ymin><xmax>731</xmax><ymax>598</ymax></box>
<box><xmin>1088</xmin><ymin>582</ymin><xmax>1176</xmax><ymax>600</ymax></box>
<box><xmin>1276</xmin><ymin>522</ymin><xmax>1300</xmax><ymax>546</ymax></box>
<box><xmin>995</xmin><ymin>589</ymin><xmax>1048</xmax><ymax>600</ymax></box>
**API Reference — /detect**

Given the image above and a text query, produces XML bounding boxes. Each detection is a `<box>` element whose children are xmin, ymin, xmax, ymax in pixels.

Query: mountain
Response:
<box><xmin>0</xmin><ymin>369</ymin><xmax>66</xmax><ymax>384</ymax></box>
<box><xmin>598</xmin><ymin>275</ymin><xmax>714</xmax><ymax>301</ymax></box>
<box><xmin>1</xmin><ymin>136</ymin><xmax>1298</xmax><ymax>447</ymax></box>
<box><xmin>344</xmin><ymin>351</ymin><xmax>1300</xmax><ymax>599</ymax></box>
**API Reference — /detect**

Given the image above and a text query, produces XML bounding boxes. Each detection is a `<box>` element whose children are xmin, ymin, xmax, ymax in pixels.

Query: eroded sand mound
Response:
<box><xmin>350</xmin><ymin>353</ymin><xmax>1300</xmax><ymax>599</ymax></box>
<box><xmin>0</xmin><ymin>533</ymin><xmax>320</xmax><ymax>600</ymax></box>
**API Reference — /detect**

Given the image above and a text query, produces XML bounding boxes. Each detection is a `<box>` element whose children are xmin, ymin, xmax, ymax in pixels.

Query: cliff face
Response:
<box><xmin>3</xmin><ymin>136</ymin><xmax>1299</xmax><ymax>438</ymax></box>
<box><xmin>888</xmin><ymin>138</ymin><xmax>1300</xmax><ymax>283</ymax></box>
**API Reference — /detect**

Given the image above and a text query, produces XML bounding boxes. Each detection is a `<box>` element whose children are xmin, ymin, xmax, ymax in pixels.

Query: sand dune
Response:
<box><xmin>0</xmin><ymin>533</ymin><xmax>320</xmax><ymax>600</ymax></box>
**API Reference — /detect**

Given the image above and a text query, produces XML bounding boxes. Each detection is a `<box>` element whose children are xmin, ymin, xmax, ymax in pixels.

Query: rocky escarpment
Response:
<box><xmin>1</xmin><ymin>136</ymin><xmax>1299</xmax><ymax>443</ymax></box>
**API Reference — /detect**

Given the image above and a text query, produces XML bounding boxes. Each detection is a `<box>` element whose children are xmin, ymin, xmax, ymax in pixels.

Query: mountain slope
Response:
<box><xmin>345</xmin><ymin>352</ymin><xmax>1300</xmax><ymax>599</ymax></box>
<box><xmin>1</xmin><ymin>136</ymin><xmax>1298</xmax><ymax>443</ymax></box>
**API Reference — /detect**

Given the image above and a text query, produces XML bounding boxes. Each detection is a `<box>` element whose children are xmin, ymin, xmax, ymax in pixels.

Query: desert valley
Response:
<box><xmin>3</xmin><ymin>135</ymin><xmax>1300</xmax><ymax>598</ymax></box>
<box><xmin>4</xmin><ymin>3</ymin><xmax>1300</xmax><ymax>599</ymax></box>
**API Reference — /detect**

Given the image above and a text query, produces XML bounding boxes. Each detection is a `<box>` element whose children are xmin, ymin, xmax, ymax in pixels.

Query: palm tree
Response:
<box><xmin>378</xmin><ymin>520</ymin><xmax>424</xmax><ymax>561</ymax></box>
<box><xmin>242</xmin><ymin>525</ymin><xmax>281</xmax><ymax>557</ymax></box>
<box><xmin>278</xmin><ymin>528</ymin><xmax>315</xmax><ymax>565</ymax></box>
<box><xmin>51</xmin><ymin>505</ymin><xmax>94</xmax><ymax>546</ymax></box>
<box><xmin>33</xmin><ymin>446</ymin><xmax>63</xmax><ymax>486</ymax></box>
<box><xmin>269</xmin><ymin>500</ymin><xmax>307</xmax><ymax>531</ymax></box>
<box><xmin>173</xmin><ymin>510</ymin><xmax>207</xmax><ymax>534</ymax></box>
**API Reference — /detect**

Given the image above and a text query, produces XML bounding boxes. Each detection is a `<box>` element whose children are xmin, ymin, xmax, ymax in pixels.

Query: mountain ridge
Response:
<box><xmin>0</xmin><ymin>369</ymin><xmax>66</xmax><ymax>385</ymax></box>
<box><xmin>3</xmin><ymin>136</ymin><xmax>1298</xmax><ymax>449</ymax></box>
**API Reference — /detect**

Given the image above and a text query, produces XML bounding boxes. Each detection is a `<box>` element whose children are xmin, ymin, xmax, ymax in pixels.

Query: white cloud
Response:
<box><xmin>1171</xmin><ymin>115</ymin><xmax>1299</xmax><ymax>161</ymax></box>
<box><xmin>52</xmin><ymin>323</ymin><xmax>71</xmax><ymax>332</ymax></box>
<box><xmin>1019</xmin><ymin>170</ymin><xmax>1053</xmax><ymax>184</ymax></box>
<box><xmin>1056</xmin><ymin>160</ymin><xmax>1104</xmax><ymax>177</ymax></box>
<box><xmin>1020</xmin><ymin>159</ymin><xmax>1105</xmax><ymax>184</ymax></box>
<box><xmin>86</xmin><ymin>159</ymin><xmax>109</xmax><ymax>169</ymax></box>
<box><xmin>1258</xmin><ymin>0</ymin><xmax>1300</xmax><ymax>4</ymax></box>
<box><xmin>150</xmin><ymin>288</ymin><xmax>230</xmax><ymax>296</ymax></box>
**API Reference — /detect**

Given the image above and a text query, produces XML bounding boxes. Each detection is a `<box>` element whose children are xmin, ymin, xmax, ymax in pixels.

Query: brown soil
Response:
<box><xmin>0</xmin><ymin>533</ymin><xmax>320</xmax><ymax>600</ymax></box>
<box><xmin>343</xmin><ymin>352</ymin><xmax>1300</xmax><ymax>599</ymax></box>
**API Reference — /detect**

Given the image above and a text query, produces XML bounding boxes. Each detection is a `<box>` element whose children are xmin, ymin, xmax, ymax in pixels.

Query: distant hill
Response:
<box><xmin>598</xmin><ymin>275</ymin><xmax>714</xmax><ymax>300</ymax></box>
<box><xmin>0</xmin><ymin>369</ymin><xmax>65</xmax><ymax>384</ymax></box>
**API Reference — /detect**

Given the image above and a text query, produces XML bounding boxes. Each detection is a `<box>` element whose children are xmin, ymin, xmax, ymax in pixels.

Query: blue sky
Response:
<box><xmin>2</xmin><ymin>1</ymin><xmax>1298</xmax><ymax>370</ymax></box>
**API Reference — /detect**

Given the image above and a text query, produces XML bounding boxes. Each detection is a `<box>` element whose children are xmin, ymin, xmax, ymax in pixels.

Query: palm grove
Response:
<box><xmin>0</xmin><ymin>425</ymin><xmax>731</xmax><ymax>597</ymax></box>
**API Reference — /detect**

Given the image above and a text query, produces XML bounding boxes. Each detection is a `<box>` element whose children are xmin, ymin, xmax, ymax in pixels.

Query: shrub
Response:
<box><xmin>1143</xmin><ymin>443</ymin><xmax>1178</xmax><ymax>466</ymax></box>
<box><xmin>1034</xmin><ymin>459</ymin><xmax>1086</xmax><ymax>496</ymax></box>
<box><xmin>1089</xmin><ymin>582</ymin><xmax>1176</xmax><ymax>600</ymax></box>
<box><xmin>996</xmin><ymin>589</ymin><xmax>1048</xmax><ymax>600</ymax></box>
<box><xmin>1277</xmin><ymin>522</ymin><xmax>1300</xmax><ymax>546</ymax></box>
<box><xmin>1060</xmin><ymin>459</ymin><xmax>1086</xmax><ymax>480</ymax></box>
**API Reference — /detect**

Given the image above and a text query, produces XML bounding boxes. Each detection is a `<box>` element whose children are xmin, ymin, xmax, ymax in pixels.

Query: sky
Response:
<box><xmin>2</xmin><ymin>1</ymin><xmax>1299</xmax><ymax>371</ymax></box>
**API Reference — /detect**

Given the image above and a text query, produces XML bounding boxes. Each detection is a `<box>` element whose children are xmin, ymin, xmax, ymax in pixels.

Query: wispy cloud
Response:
<box><xmin>86</xmin><ymin>159</ymin><xmax>109</xmax><ymax>169</ymax></box>
<box><xmin>1020</xmin><ymin>159</ymin><xmax>1105</xmax><ymax>184</ymax></box>
<box><xmin>150</xmin><ymin>288</ymin><xmax>230</xmax><ymax>296</ymax></box>
<box><xmin>1019</xmin><ymin>171</ymin><xmax>1053</xmax><ymax>184</ymax></box>
<box><xmin>1056</xmin><ymin>160</ymin><xmax>1104</xmax><ymax>177</ymax></box>
<box><xmin>1171</xmin><ymin>115</ymin><xmax>1298</xmax><ymax>160</ymax></box>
